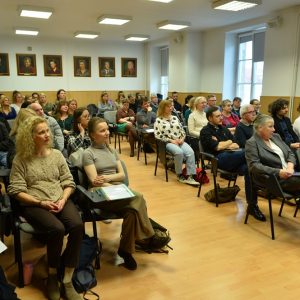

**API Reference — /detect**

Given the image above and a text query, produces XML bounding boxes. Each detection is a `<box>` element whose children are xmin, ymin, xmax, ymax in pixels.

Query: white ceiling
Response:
<box><xmin>1</xmin><ymin>0</ymin><xmax>300</xmax><ymax>42</ymax></box>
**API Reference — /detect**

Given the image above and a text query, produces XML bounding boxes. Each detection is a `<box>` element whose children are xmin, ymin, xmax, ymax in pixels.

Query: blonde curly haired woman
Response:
<box><xmin>8</xmin><ymin>116</ymin><xmax>83</xmax><ymax>300</ymax></box>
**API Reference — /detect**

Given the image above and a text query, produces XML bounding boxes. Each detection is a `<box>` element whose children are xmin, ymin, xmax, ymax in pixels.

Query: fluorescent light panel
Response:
<box><xmin>157</xmin><ymin>21</ymin><xmax>191</xmax><ymax>31</ymax></box>
<box><xmin>125</xmin><ymin>35</ymin><xmax>150</xmax><ymax>41</ymax></box>
<box><xmin>149</xmin><ymin>0</ymin><xmax>174</xmax><ymax>3</ymax></box>
<box><xmin>15</xmin><ymin>28</ymin><xmax>39</xmax><ymax>36</ymax></box>
<box><xmin>19</xmin><ymin>6</ymin><xmax>53</xmax><ymax>19</ymax></box>
<box><xmin>212</xmin><ymin>0</ymin><xmax>261</xmax><ymax>11</ymax></box>
<box><xmin>75</xmin><ymin>32</ymin><xmax>98</xmax><ymax>39</ymax></box>
<box><xmin>98</xmin><ymin>15</ymin><xmax>132</xmax><ymax>25</ymax></box>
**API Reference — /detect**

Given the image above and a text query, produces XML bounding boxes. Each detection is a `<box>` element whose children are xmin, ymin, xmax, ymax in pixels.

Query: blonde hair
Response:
<box><xmin>193</xmin><ymin>96</ymin><xmax>207</xmax><ymax>111</ymax></box>
<box><xmin>15</xmin><ymin>116</ymin><xmax>52</xmax><ymax>160</ymax></box>
<box><xmin>10</xmin><ymin>108</ymin><xmax>36</xmax><ymax>137</ymax></box>
<box><xmin>157</xmin><ymin>99</ymin><xmax>173</xmax><ymax>118</ymax></box>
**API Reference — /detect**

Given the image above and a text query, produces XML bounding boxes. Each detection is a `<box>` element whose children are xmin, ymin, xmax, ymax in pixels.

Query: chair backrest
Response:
<box><xmin>87</xmin><ymin>104</ymin><xmax>99</xmax><ymax>117</ymax></box>
<box><xmin>186</xmin><ymin>135</ymin><xmax>199</xmax><ymax>162</ymax></box>
<box><xmin>155</xmin><ymin>139</ymin><xmax>168</xmax><ymax>165</ymax></box>
<box><xmin>104</xmin><ymin>110</ymin><xmax>117</xmax><ymax>124</ymax></box>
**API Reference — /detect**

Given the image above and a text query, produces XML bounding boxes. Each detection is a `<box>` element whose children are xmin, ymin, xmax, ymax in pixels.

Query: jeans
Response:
<box><xmin>0</xmin><ymin>151</ymin><xmax>8</xmax><ymax>168</ymax></box>
<box><xmin>166</xmin><ymin>142</ymin><xmax>196</xmax><ymax>175</ymax></box>
<box><xmin>216</xmin><ymin>150</ymin><xmax>256</xmax><ymax>206</ymax></box>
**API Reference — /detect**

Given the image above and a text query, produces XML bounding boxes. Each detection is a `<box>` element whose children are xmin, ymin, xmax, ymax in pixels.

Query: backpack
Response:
<box><xmin>135</xmin><ymin>218</ymin><xmax>172</xmax><ymax>254</ymax></box>
<box><xmin>0</xmin><ymin>266</ymin><xmax>20</xmax><ymax>300</ymax></box>
<box><xmin>72</xmin><ymin>235</ymin><xmax>101</xmax><ymax>300</ymax></box>
<box><xmin>204</xmin><ymin>184</ymin><xmax>240</xmax><ymax>204</ymax></box>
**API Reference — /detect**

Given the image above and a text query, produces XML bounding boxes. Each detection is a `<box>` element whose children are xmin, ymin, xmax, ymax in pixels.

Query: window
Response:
<box><xmin>160</xmin><ymin>47</ymin><xmax>169</xmax><ymax>99</ymax></box>
<box><xmin>236</xmin><ymin>31</ymin><xmax>265</xmax><ymax>102</ymax></box>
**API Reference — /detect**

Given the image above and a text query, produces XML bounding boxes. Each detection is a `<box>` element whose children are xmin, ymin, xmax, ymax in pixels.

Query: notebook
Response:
<box><xmin>95</xmin><ymin>184</ymin><xmax>135</xmax><ymax>201</ymax></box>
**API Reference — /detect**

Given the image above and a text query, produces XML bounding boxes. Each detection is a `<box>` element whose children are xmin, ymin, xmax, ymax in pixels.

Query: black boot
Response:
<box><xmin>247</xmin><ymin>205</ymin><xmax>266</xmax><ymax>222</ymax></box>
<box><xmin>118</xmin><ymin>248</ymin><xmax>137</xmax><ymax>270</ymax></box>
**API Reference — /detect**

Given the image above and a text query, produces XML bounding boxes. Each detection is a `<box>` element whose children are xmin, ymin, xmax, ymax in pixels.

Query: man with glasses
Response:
<box><xmin>235</xmin><ymin>104</ymin><xmax>256</xmax><ymax>148</ymax></box>
<box><xmin>205</xmin><ymin>94</ymin><xmax>218</xmax><ymax>112</ymax></box>
<box><xmin>200</xmin><ymin>106</ymin><xmax>266</xmax><ymax>221</ymax></box>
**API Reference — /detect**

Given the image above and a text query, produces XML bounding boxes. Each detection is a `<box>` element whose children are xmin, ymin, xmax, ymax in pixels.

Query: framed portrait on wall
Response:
<box><xmin>121</xmin><ymin>58</ymin><xmax>137</xmax><ymax>77</ymax></box>
<box><xmin>16</xmin><ymin>54</ymin><xmax>37</xmax><ymax>76</ymax></box>
<box><xmin>99</xmin><ymin>57</ymin><xmax>115</xmax><ymax>77</ymax></box>
<box><xmin>43</xmin><ymin>55</ymin><xmax>63</xmax><ymax>76</ymax></box>
<box><xmin>74</xmin><ymin>56</ymin><xmax>91</xmax><ymax>77</ymax></box>
<box><xmin>0</xmin><ymin>53</ymin><xmax>9</xmax><ymax>76</ymax></box>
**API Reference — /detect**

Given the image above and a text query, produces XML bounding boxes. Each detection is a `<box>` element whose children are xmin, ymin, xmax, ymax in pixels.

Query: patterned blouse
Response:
<box><xmin>154</xmin><ymin>115</ymin><xmax>185</xmax><ymax>143</ymax></box>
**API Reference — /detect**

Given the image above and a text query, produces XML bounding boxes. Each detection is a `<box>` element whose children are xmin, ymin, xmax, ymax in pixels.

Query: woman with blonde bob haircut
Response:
<box><xmin>188</xmin><ymin>96</ymin><xmax>208</xmax><ymax>137</ymax></box>
<box><xmin>8</xmin><ymin>116</ymin><xmax>83</xmax><ymax>300</ymax></box>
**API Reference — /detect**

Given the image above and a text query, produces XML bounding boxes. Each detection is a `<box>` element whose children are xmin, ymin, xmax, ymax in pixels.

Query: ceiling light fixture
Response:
<box><xmin>125</xmin><ymin>35</ymin><xmax>150</xmax><ymax>41</ymax></box>
<box><xmin>15</xmin><ymin>28</ymin><xmax>39</xmax><ymax>36</ymax></box>
<box><xmin>19</xmin><ymin>6</ymin><xmax>53</xmax><ymax>19</ymax></box>
<box><xmin>74</xmin><ymin>32</ymin><xmax>99</xmax><ymax>39</ymax></box>
<box><xmin>212</xmin><ymin>0</ymin><xmax>261</xmax><ymax>11</ymax></box>
<box><xmin>149</xmin><ymin>0</ymin><xmax>174</xmax><ymax>3</ymax></box>
<box><xmin>157</xmin><ymin>20</ymin><xmax>191</xmax><ymax>31</ymax></box>
<box><xmin>98</xmin><ymin>15</ymin><xmax>132</xmax><ymax>25</ymax></box>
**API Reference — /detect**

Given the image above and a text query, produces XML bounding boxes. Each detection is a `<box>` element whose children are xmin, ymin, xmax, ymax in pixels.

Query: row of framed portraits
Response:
<box><xmin>0</xmin><ymin>53</ymin><xmax>137</xmax><ymax>77</ymax></box>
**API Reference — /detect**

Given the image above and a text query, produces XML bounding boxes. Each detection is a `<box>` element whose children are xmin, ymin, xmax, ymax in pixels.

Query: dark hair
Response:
<box><xmin>73</xmin><ymin>107</ymin><xmax>88</xmax><ymax>133</ymax></box>
<box><xmin>206</xmin><ymin>106</ymin><xmax>219</xmax><ymax>120</ymax></box>
<box><xmin>185</xmin><ymin>94</ymin><xmax>193</xmax><ymax>104</ymax></box>
<box><xmin>21</xmin><ymin>101</ymin><xmax>31</xmax><ymax>108</ymax></box>
<box><xmin>233</xmin><ymin>97</ymin><xmax>242</xmax><ymax>103</ymax></box>
<box><xmin>54</xmin><ymin>99</ymin><xmax>68</xmax><ymax>117</ymax></box>
<box><xmin>250</xmin><ymin>99</ymin><xmax>259</xmax><ymax>105</ymax></box>
<box><xmin>270</xmin><ymin>98</ymin><xmax>289</xmax><ymax>116</ymax></box>
<box><xmin>141</xmin><ymin>96</ymin><xmax>149</xmax><ymax>105</ymax></box>
<box><xmin>56</xmin><ymin>89</ymin><xmax>66</xmax><ymax>100</ymax></box>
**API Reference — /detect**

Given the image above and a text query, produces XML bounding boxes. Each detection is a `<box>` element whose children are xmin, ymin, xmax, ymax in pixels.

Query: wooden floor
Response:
<box><xmin>2</xmin><ymin>141</ymin><xmax>300</xmax><ymax>299</ymax></box>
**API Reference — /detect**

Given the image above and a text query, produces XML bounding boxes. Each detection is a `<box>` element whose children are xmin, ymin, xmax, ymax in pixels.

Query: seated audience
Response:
<box><xmin>182</xmin><ymin>94</ymin><xmax>194</xmax><ymax>116</ymax></box>
<box><xmin>250</xmin><ymin>99</ymin><xmax>261</xmax><ymax>115</ymax></box>
<box><xmin>8</xmin><ymin>116</ymin><xmax>83</xmax><ymax>300</ymax></box>
<box><xmin>98</xmin><ymin>92</ymin><xmax>116</xmax><ymax>118</ymax></box>
<box><xmin>29</xmin><ymin>103</ymin><xmax>65</xmax><ymax>152</ymax></box>
<box><xmin>115</xmin><ymin>91</ymin><xmax>125</xmax><ymax>109</ymax></box>
<box><xmin>128</xmin><ymin>94</ymin><xmax>138</xmax><ymax>113</ymax></box>
<box><xmin>293</xmin><ymin>103</ymin><xmax>300</xmax><ymax>139</ymax></box>
<box><xmin>234</xmin><ymin>104</ymin><xmax>256</xmax><ymax>148</ymax></box>
<box><xmin>39</xmin><ymin>93</ymin><xmax>54</xmax><ymax>116</ymax></box>
<box><xmin>204</xmin><ymin>94</ymin><xmax>218</xmax><ymax>112</ymax></box>
<box><xmin>171</xmin><ymin>91</ymin><xmax>182</xmax><ymax>113</ymax></box>
<box><xmin>67</xmin><ymin>108</ymin><xmax>91</xmax><ymax>155</ymax></box>
<box><xmin>231</xmin><ymin>97</ymin><xmax>242</xmax><ymax>118</ymax></box>
<box><xmin>184</xmin><ymin>97</ymin><xmax>196</xmax><ymax>124</ymax></box>
<box><xmin>245</xmin><ymin>114</ymin><xmax>300</xmax><ymax>196</ymax></box>
<box><xmin>53</xmin><ymin>89</ymin><xmax>67</xmax><ymax>113</ymax></box>
<box><xmin>0</xmin><ymin>96</ymin><xmax>17</xmax><ymax>120</ymax></box>
<box><xmin>0</xmin><ymin>120</ymin><xmax>14</xmax><ymax>168</ymax></box>
<box><xmin>68</xmin><ymin>99</ymin><xmax>78</xmax><ymax>116</ymax></box>
<box><xmin>55</xmin><ymin>100</ymin><xmax>74</xmax><ymax>139</ymax></box>
<box><xmin>136</xmin><ymin>97</ymin><xmax>156</xmax><ymax>129</ymax></box>
<box><xmin>221</xmin><ymin>99</ymin><xmax>240</xmax><ymax>134</ymax></box>
<box><xmin>10</xmin><ymin>92</ymin><xmax>24</xmax><ymax>114</ymax></box>
<box><xmin>116</xmin><ymin>99</ymin><xmax>139</xmax><ymax>157</ymax></box>
<box><xmin>154</xmin><ymin>99</ymin><xmax>198</xmax><ymax>185</ymax></box>
<box><xmin>188</xmin><ymin>96</ymin><xmax>208</xmax><ymax>137</ymax></box>
<box><xmin>32</xmin><ymin>92</ymin><xmax>40</xmax><ymax>102</ymax></box>
<box><xmin>83</xmin><ymin>117</ymin><xmax>170</xmax><ymax>270</ymax></box>
<box><xmin>150</xmin><ymin>94</ymin><xmax>159</xmax><ymax>114</ymax></box>
<box><xmin>200</xmin><ymin>106</ymin><xmax>265</xmax><ymax>221</ymax></box>
<box><xmin>270</xmin><ymin>98</ymin><xmax>300</xmax><ymax>152</ymax></box>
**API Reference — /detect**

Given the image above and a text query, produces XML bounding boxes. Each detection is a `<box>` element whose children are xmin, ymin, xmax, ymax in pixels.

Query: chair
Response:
<box><xmin>185</xmin><ymin>135</ymin><xmax>200</xmax><ymax>167</ymax></box>
<box><xmin>154</xmin><ymin>139</ymin><xmax>175</xmax><ymax>182</ymax></box>
<box><xmin>244</xmin><ymin>174</ymin><xmax>298</xmax><ymax>240</ymax></box>
<box><xmin>103</xmin><ymin>110</ymin><xmax>117</xmax><ymax>148</ymax></box>
<box><xmin>72</xmin><ymin>161</ymin><xmax>129</xmax><ymax>268</ymax></box>
<box><xmin>197</xmin><ymin>141</ymin><xmax>238</xmax><ymax>207</ymax></box>
<box><xmin>137</xmin><ymin>128</ymin><xmax>155</xmax><ymax>165</ymax></box>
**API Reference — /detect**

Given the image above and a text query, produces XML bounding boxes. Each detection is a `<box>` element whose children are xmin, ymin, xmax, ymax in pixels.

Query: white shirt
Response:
<box><xmin>269</xmin><ymin>140</ymin><xmax>287</xmax><ymax>169</ymax></box>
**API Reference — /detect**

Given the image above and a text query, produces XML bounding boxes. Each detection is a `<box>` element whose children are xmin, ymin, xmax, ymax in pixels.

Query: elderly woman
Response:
<box><xmin>116</xmin><ymin>98</ymin><xmax>138</xmax><ymax>157</ymax></box>
<box><xmin>83</xmin><ymin>117</ymin><xmax>169</xmax><ymax>270</ymax></box>
<box><xmin>8</xmin><ymin>116</ymin><xmax>83</xmax><ymax>300</ymax></box>
<box><xmin>245</xmin><ymin>114</ymin><xmax>300</xmax><ymax>196</ymax></box>
<box><xmin>67</xmin><ymin>107</ymin><xmax>90</xmax><ymax>155</ymax></box>
<box><xmin>221</xmin><ymin>99</ymin><xmax>240</xmax><ymax>134</ymax></box>
<box><xmin>154</xmin><ymin>99</ymin><xmax>198</xmax><ymax>185</ymax></box>
<box><xmin>187</xmin><ymin>96</ymin><xmax>208</xmax><ymax>137</ymax></box>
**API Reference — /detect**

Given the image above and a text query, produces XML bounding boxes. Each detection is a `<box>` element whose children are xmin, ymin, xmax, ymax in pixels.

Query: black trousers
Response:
<box><xmin>21</xmin><ymin>200</ymin><xmax>83</xmax><ymax>268</ymax></box>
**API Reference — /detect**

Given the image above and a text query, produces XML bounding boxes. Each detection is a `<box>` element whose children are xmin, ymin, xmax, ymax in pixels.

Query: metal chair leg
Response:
<box><xmin>268</xmin><ymin>197</ymin><xmax>275</xmax><ymax>240</ymax></box>
<box><xmin>14</xmin><ymin>228</ymin><xmax>25</xmax><ymax>287</ymax></box>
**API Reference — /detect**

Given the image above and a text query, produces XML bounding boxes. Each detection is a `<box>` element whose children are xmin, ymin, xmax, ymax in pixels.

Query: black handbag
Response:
<box><xmin>204</xmin><ymin>184</ymin><xmax>240</xmax><ymax>203</ymax></box>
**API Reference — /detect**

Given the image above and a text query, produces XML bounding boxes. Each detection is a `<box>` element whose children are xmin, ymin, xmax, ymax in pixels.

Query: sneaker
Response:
<box><xmin>185</xmin><ymin>176</ymin><xmax>200</xmax><ymax>186</ymax></box>
<box><xmin>177</xmin><ymin>174</ymin><xmax>187</xmax><ymax>184</ymax></box>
